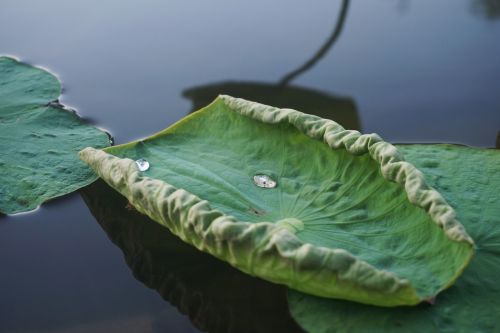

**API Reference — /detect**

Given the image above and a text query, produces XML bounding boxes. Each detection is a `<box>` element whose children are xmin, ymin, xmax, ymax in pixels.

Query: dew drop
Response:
<box><xmin>253</xmin><ymin>174</ymin><xmax>277</xmax><ymax>188</ymax></box>
<box><xmin>135</xmin><ymin>158</ymin><xmax>150</xmax><ymax>171</ymax></box>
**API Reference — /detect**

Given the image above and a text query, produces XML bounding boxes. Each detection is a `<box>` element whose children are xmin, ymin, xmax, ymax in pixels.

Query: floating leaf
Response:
<box><xmin>0</xmin><ymin>57</ymin><xmax>110</xmax><ymax>214</ymax></box>
<box><xmin>288</xmin><ymin>144</ymin><xmax>500</xmax><ymax>332</ymax></box>
<box><xmin>80</xmin><ymin>96</ymin><xmax>473</xmax><ymax>306</ymax></box>
<box><xmin>81</xmin><ymin>179</ymin><xmax>304</xmax><ymax>333</ymax></box>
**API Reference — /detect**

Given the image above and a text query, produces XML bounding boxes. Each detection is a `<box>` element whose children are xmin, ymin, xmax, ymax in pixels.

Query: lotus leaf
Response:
<box><xmin>288</xmin><ymin>144</ymin><xmax>500</xmax><ymax>332</ymax></box>
<box><xmin>80</xmin><ymin>96</ymin><xmax>473</xmax><ymax>306</ymax></box>
<box><xmin>81</xmin><ymin>179</ymin><xmax>304</xmax><ymax>333</ymax></box>
<box><xmin>0</xmin><ymin>56</ymin><xmax>110</xmax><ymax>214</ymax></box>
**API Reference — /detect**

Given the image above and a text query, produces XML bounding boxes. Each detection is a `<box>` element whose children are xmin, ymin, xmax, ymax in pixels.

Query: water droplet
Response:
<box><xmin>135</xmin><ymin>158</ymin><xmax>150</xmax><ymax>171</ymax></box>
<box><xmin>253</xmin><ymin>174</ymin><xmax>276</xmax><ymax>188</ymax></box>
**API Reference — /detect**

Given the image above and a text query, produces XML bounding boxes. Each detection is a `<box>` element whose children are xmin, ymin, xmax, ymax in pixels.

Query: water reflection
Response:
<box><xmin>183</xmin><ymin>0</ymin><xmax>360</xmax><ymax>131</ymax></box>
<box><xmin>81</xmin><ymin>180</ymin><xmax>304</xmax><ymax>333</ymax></box>
<box><xmin>278</xmin><ymin>0</ymin><xmax>349</xmax><ymax>87</ymax></box>
<box><xmin>471</xmin><ymin>0</ymin><xmax>500</xmax><ymax>19</ymax></box>
<box><xmin>184</xmin><ymin>82</ymin><xmax>360</xmax><ymax>130</ymax></box>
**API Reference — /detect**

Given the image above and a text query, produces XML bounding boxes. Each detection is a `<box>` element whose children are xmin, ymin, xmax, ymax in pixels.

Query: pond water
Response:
<box><xmin>1</xmin><ymin>0</ymin><xmax>499</xmax><ymax>332</ymax></box>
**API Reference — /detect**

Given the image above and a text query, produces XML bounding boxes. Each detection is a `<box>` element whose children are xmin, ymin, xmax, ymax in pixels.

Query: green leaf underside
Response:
<box><xmin>288</xmin><ymin>144</ymin><xmax>500</xmax><ymax>332</ymax></box>
<box><xmin>80</xmin><ymin>96</ymin><xmax>473</xmax><ymax>306</ymax></box>
<box><xmin>0</xmin><ymin>57</ymin><xmax>110</xmax><ymax>214</ymax></box>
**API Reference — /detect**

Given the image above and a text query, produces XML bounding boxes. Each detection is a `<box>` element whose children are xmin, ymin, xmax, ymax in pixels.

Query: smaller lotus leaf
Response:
<box><xmin>0</xmin><ymin>57</ymin><xmax>110</xmax><ymax>214</ymax></box>
<box><xmin>288</xmin><ymin>144</ymin><xmax>500</xmax><ymax>332</ymax></box>
<box><xmin>80</xmin><ymin>96</ymin><xmax>473</xmax><ymax>306</ymax></box>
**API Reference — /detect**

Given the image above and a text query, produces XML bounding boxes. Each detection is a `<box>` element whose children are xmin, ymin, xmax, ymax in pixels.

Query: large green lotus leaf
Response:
<box><xmin>81</xmin><ymin>179</ymin><xmax>304</xmax><ymax>333</ymax></box>
<box><xmin>80</xmin><ymin>96</ymin><xmax>473</xmax><ymax>306</ymax></box>
<box><xmin>0</xmin><ymin>57</ymin><xmax>110</xmax><ymax>214</ymax></box>
<box><xmin>288</xmin><ymin>144</ymin><xmax>500</xmax><ymax>333</ymax></box>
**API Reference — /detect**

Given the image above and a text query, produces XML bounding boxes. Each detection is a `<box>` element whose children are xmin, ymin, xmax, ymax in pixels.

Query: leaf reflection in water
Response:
<box><xmin>81</xmin><ymin>180</ymin><xmax>304</xmax><ymax>333</ymax></box>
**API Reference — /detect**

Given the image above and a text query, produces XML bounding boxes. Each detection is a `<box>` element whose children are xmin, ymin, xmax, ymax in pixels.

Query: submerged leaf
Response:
<box><xmin>0</xmin><ymin>57</ymin><xmax>110</xmax><ymax>214</ymax></box>
<box><xmin>80</xmin><ymin>96</ymin><xmax>473</xmax><ymax>306</ymax></box>
<box><xmin>81</xmin><ymin>179</ymin><xmax>304</xmax><ymax>333</ymax></box>
<box><xmin>288</xmin><ymin>144</ymin><xmax>500</xmax><ymax>332</ymax></box>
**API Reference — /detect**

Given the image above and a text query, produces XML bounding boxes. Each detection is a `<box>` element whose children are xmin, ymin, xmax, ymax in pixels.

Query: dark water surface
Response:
<box><xmin>1</xmin><ymin>0</ymin><xmax>499</xmax><ymax>332</ymax></box>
